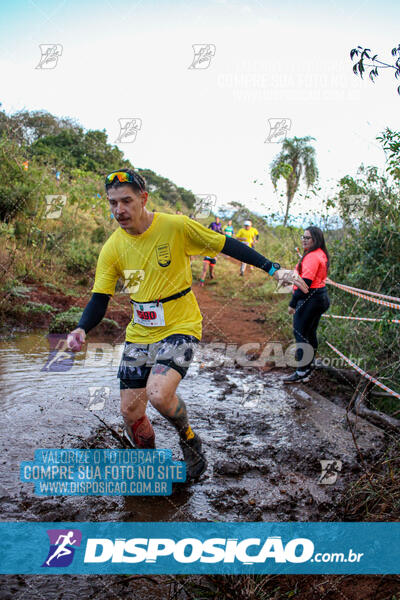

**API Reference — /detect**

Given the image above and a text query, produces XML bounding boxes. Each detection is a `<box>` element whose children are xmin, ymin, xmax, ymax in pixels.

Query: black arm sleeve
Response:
<box><xmin>221</xmin><ymin>236</ymin><xmax>273</xmax><ymax>273</ymax></box>
<box><xmin>77</xmin><ymin>293</ymin><xmax>110</xmax><ymax>333</ymax></box>
<box><xmin>289</xmin><ymin>278</ymin><xmax>313</xmax><ymax>308</ymax></box>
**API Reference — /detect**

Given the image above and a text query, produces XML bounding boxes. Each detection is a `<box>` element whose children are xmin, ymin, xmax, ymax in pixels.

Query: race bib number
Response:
<box><xmin>133</xmin><ymin>301</ymin><xmax>165</xmax><ymax>327</ymax></box>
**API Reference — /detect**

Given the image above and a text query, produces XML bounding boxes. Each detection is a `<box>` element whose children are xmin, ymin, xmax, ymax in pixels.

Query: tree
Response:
<box><xmin>270</xmin><ymin>136</ymin><xmax>318</xmax><ymax>226</ymax></box>
<box><xmin>138</xmin><ymin>168</ymin><xmax>197</xmax><ymax>210</ymax></box>
<box><xmin>350</xmin><ymin>44</ymin><xmax>400</xmax><ymax>95</ymax></box>
<box><xmin>29</xmin><ymin>128</ymin><xmax>130</xmax><ymax>174</ymax></box>
<box><xmin>0</xmin><ymin>109</ymin><xmax>80</xmax><ymax>145</ymax></box>
<box><xmin>377</xmin><ymin>128</ymin><xmax>400</xmax><ymax>180</ymax></box>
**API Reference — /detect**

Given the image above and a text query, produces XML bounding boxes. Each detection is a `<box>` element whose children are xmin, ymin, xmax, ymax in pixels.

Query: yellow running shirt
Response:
<box><xmin>92</xmin><ymin>213</ymin><xmax>225</xmax><ymax>343</ymax></box>
<box><xmin>249</xmin><ymin>227</ymin><xmax>259</xmax><ymax>246</ymax></box>
<box><xmin>236</xmin><ymin>228</ymin><xmax>254</xmax><ymax>246</ymax></box>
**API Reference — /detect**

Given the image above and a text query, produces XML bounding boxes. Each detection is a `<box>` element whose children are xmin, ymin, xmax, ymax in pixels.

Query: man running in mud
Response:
<box><xmin>67</xmin><ymin>169</ymin><xmax>308</xmax><ymax>480</ymax></box>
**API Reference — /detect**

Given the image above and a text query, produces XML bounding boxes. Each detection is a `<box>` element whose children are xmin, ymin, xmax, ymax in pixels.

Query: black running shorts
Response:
<box><xmin>118</xmin><ymin>334</ymin><xmax>199</xmax><ymax>389</ymax></box>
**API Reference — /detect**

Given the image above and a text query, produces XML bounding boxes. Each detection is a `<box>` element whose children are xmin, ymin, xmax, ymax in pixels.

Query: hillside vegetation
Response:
<box><xmin>0</xmin><ymin>109</ymin><xmax>399</xmax><ymax>411</ymax></box>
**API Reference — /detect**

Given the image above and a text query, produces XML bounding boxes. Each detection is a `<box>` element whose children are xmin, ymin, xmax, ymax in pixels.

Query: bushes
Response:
<box><xmin>0</xmin><ymin>136</ymin><xmax>60</xmax><ymax>222</ymax></box>
<box><xmin>49</xmin><ymin>306</ymin><xmax>119</xmax><ymax>334</ymax></box>
<box><xmin>49</xmin><ymin>306</ymin><xmax>83</xmax><ymax>333</ymax></box>
<box><xmin>90</xmin><ymin>225</ymin><xmax>107</xmax><ymax>244</ymax></box>
<box><xmin>319</xmin><ymin>167</ymin><xmax>400</xmax><ymax>400</ymax></box>
<box><xmin>65</xmin><ymin>240</ymin><xmax>97</xmax><ymax>274</ymax></box>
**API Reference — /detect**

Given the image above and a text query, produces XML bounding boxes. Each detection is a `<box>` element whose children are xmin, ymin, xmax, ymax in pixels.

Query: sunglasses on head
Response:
<box><xmin>105</xmin><ymin>171</ymin><xmax>144</xmax><ymax>190</ymax></box>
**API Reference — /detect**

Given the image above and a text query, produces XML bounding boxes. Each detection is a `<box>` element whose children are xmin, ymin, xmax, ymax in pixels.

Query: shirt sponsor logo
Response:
<box><xmin>156</xmin><ymin>244</ymin><xmax>171</xmax><ymax>267</ymax></box>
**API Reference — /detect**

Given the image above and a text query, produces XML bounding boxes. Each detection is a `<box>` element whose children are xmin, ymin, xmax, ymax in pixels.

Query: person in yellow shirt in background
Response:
<box><xmin>248</xmin><ymin>221</ymin><xmax>259</xmax><ymax>271</ymax></box>
<box><xmin>236</xmin><ymin>220</ymin><xmax>255</xmax><ymax>276</ymax></box>
<box><xmin>66</xmin><ymin>169</ymin><xmax>308</xmax><ymax>481</ymax></box>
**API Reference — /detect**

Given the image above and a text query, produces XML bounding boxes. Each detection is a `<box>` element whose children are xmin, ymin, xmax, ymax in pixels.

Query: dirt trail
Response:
<box><xmin>195</xmin><ymin>280</ymin><xmax>274</xmax><ymax>344</ymax></box>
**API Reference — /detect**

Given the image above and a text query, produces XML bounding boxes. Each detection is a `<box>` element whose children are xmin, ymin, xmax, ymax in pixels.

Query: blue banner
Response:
<box><xmin>0</xmin><ymin>522</ymin><xmax>398</xmax><ymax>574</ymax></box>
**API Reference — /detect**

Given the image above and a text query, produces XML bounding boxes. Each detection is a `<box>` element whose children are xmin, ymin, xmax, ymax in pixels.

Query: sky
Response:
<box><xmin>1</xmin><ymin>0</ymin><xmax>399</xmax><ymax>222</ymax></box>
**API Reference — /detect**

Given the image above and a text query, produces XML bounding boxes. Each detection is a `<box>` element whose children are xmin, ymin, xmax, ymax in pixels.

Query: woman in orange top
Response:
<box><xmin>284</xmin><ymin>226</ymin><xmax>330</xmax><ymax>383</ymax></box>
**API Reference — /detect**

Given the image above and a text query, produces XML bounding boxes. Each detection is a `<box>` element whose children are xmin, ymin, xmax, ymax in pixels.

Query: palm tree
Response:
<box><xmin>270</xmin><ymin>136</ymin><xmax>318</xmax><ymax>226</ymax></box>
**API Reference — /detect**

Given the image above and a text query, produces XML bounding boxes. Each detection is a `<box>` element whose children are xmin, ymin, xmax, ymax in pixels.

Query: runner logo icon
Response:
<box><xmin>35</xmin><ymin>44</ymin><xmax>63</xmax><ymax>69</ymax></box>
<box><xmin>188</xmin><ymin>44</ymin><xmax>216</xmax><ymax>69</ymax></box>
<box><xmin>265</xmin><ymin>118</ymin><xmax>291</xmax><ymax>143</ymax></box>
<box><xmin>318</xmin><ymin>460</ymin><xmax>342</xmax><ymax>485</ymax></box>
<box><xmin>115</xmin><ymin>118</ymin><xmax>142</xmax><ymax>143</ymax></box>
<box><xmin>42</xmin><ymin>335</ymin><xmax>76</xmax><ymax>372</ymax></box>
<box><xmin>194</xmin><ymin>194</ymin><xmax>217</xmax><ymax>218</ymax></box>
<box><xmin>42</xmin><ymin>529</ymin><xmax>82</xmax><ymax>568</ymax></box>
<box><xmin>122</xmin><ymin>270</ymin><xmax>145</xmax><ymax>294</ymax></box>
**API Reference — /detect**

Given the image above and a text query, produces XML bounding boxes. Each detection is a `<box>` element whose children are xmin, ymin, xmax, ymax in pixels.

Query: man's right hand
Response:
<box><xmin>273</xmin><ymin>269</ymin><xmax>309</xmax><ymax>294</ymax></box>
<box><xmin>67</xmin><ymin>328</ymin><xmax>86</xmax><ymax>352</ymax></box>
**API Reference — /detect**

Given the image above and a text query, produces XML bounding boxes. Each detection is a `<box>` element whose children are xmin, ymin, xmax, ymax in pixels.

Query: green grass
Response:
<box><xmin>49</xmin><ymin>306</ymin><xmax>83</xmax><ymax>333</ymax></box>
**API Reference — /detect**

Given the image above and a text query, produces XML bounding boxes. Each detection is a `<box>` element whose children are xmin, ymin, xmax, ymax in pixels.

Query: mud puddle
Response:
<box><xmin>0</xmin><ymin>332</ymin><xmax>390</xmax><ymax>598</ymax></box>
<box><xmin>0</xmin><ymin>332</ymin><xmax>385</xmax><ymax>526</ymax></box>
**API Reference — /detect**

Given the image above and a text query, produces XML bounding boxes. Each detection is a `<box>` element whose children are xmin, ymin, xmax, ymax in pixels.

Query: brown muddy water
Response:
<box><xmin>0</xmin><ymin>332</ymin><xmax>386</xmax><ymax>598</ymax></box>
<box><xmin>0</xmin><ymin>331</ymin><xmax>384</xmax><ymax>522</ymax></box>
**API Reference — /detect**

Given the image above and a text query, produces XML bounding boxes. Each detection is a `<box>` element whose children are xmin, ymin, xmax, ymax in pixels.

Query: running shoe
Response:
<box><xmin>283</xmin><ymin>368</ymin><xmax>312</xmax><ymax>384</ymax></box>
<box><xmin>180</xmin><ymin>433</ymin><xmax>207</xmax><ymax>480</ymax></box>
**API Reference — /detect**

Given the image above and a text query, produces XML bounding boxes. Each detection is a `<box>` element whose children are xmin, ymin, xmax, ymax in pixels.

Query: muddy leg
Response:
<box><xmin>120</xmin><ymin>388</ymin><xmax>155</xmax><ymax>448</ymax></box>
